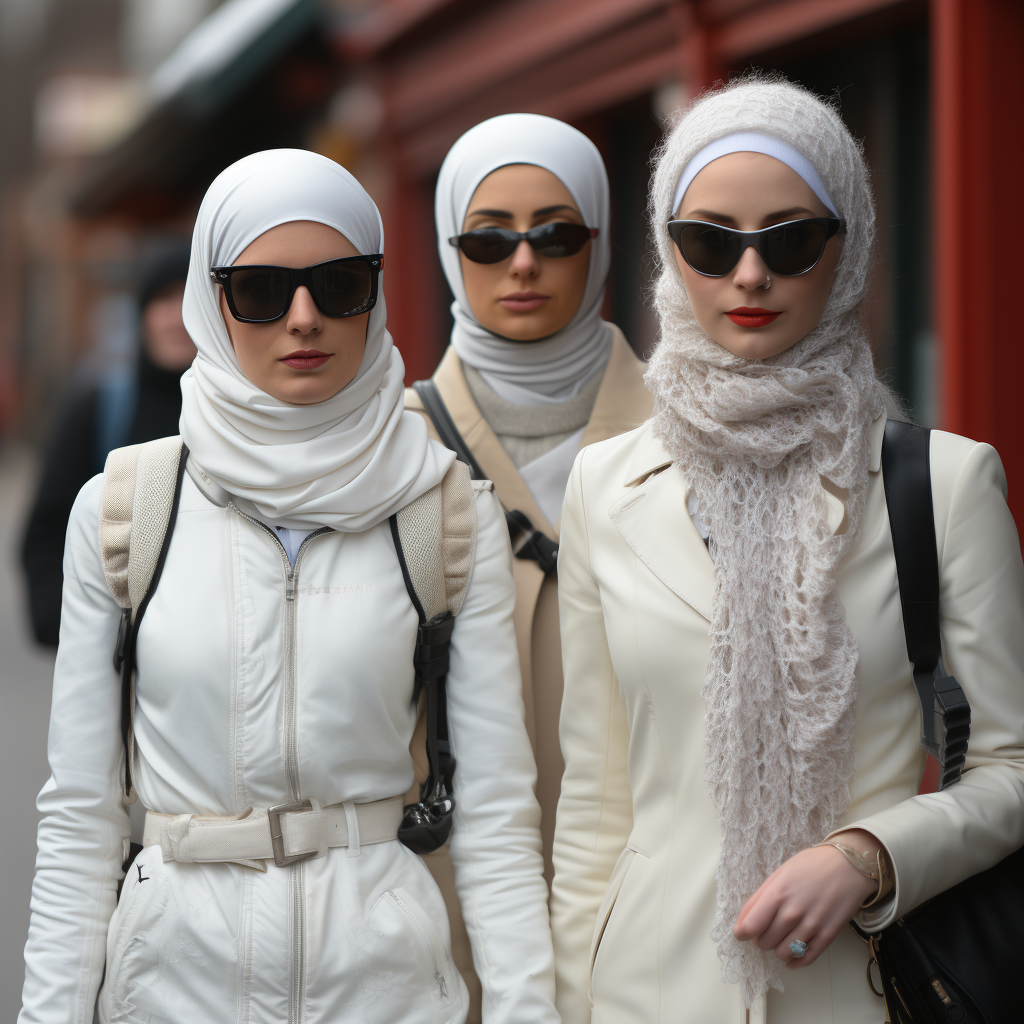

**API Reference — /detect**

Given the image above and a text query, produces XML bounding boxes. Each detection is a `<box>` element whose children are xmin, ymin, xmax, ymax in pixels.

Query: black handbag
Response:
<box><xmin>855</xmin><ymin>420</ymin><xmax>1024</xmax><ymax>1024</ymax></box>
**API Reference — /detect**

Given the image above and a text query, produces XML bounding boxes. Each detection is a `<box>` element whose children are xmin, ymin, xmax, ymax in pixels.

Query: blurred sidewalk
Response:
<box><xmin>0</xmin><ymin>445</ymin><xmax>56</xmax><ymax>1022</ymax></box>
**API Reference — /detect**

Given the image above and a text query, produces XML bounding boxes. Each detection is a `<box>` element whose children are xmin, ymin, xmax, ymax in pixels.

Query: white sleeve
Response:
<box><xmin>445</xmin><ymin>488</ymin><xmax>558</xmax><ymax>1024</ymax></box>
<box><xmin>19</xmin><ymin>475</ymin><xmax>129</xmax><ymax>1024</ymax></box>
<box><xmin>844</xmin><ymin>440</ymin><xmax>1024</xmax><ymax>930</ymax></box>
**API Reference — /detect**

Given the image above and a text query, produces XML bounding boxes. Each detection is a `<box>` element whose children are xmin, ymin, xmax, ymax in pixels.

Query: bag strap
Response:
<box><xmin>412</xmin><ymin>378</ymin><xmax>559</xmax><ymax>575</ymax></box>
<box><xmin>881</xmin><ymin>419</ymin><xmax>970</xmax><ymax>790</ymax></box>
<box><xmin>99</xmin><ymin>436</ymin><xmax>189</xmax><ymax>798</ymax></box>
<box><xmin>390</xmin><ymin>460</ymin><xmax>477</xmax><ymax>853</ymax></box>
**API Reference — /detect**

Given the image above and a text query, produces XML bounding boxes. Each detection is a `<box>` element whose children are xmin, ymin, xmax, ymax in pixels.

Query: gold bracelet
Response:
<box><xmin>815</xmin><ymin>840</ymin><xmax>894</xmax><ymax>908</ymax></box>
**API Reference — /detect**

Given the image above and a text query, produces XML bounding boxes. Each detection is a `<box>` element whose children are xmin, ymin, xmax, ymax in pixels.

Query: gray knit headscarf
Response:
<box><xmin>645</xmin><ymin>77</ymin><xmax>887</xmax><ymax>1004</ymax></box>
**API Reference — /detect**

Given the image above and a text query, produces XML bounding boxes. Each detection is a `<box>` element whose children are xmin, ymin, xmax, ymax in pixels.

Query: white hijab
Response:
<box><xmin>179</xmin><ymin>148</ymin><xmax>454</xmax><ymax>531</ymax></box>
<box><xmin>435</xmin><ymin>113</ymin><xmax>613</xmax><ymax>399</ymax></box>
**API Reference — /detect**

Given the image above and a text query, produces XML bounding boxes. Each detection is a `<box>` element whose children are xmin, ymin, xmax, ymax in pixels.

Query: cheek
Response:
<box><xmin>675</xmin><ymin>256</ymin><xmax>722</xmax><ymax>321</ymax></box>
<box><xmin>218</xmin><ymin>291</ymin><xmax>240</xmax><ymax>352</ymax></box>
<box><xmin>563</xmin><ymin>249</ymin><xmax>590</xmax><ymax>301</ymax></box>
<box><xmin>458</xmin><ymin>256</ymin><xmax>498</xmax><ymax>314</ymax></box>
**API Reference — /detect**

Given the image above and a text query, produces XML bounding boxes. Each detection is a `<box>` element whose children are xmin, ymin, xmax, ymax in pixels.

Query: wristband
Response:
<box><xmin>815</xmin><ymin>840</ymin><xmax>894</xmax><ymax>908</ymax></box>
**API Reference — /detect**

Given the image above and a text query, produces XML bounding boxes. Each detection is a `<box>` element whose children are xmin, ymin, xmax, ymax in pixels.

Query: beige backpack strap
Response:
<box><xmin>98</xmin><ymin>436</ymin><xmax>188</xmax><ymax>801</ymax></box>
<box><xmin>99</xmin><ymin>435</ymin><xmax>187</xmax><ymax>617</ymax></box>
<box><xmin>392</xmin><ymin>459</ymin><xmax>483</xmax><ymax>854</ymax></box>
<box><xmin>393</xmin><ymin>460</ymin><xmax>477</xmax><ymax>620</ymax></box>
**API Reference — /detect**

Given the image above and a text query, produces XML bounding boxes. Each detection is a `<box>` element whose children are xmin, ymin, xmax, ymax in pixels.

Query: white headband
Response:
<box><xmin>671</xmin><ymin>131</ymin><xmax>839</xmax><ymax>218</ymax></box>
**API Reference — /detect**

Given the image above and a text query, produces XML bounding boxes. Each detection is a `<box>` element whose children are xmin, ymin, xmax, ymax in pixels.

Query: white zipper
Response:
<box><xmin>380</xmin><ymin>889</ymin><xmax>450</xmax><ymax>1000</ymax></box>
<box><xmin>230</xmin><ymin>507</ymin><xmax>330</xmax><ymax>1024</ymax></box>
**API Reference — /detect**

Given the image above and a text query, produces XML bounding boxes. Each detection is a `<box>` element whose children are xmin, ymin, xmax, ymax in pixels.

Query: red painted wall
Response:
<box><xmin>933</xmin><ymin>0</ymin><xmax>1024</xmax><ymax>523</ymax></box>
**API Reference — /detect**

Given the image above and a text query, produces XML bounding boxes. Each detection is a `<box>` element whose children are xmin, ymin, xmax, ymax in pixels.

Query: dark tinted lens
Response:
<box><xmin>458</xmin><ymin>229</ymin><xmax>518</xmax><ymax>264</ymax></box>
<box><xmin>229</xmin><ymin>267</ymin><xmax>290</xmax><ymax>320</ymax></box>
<box><xmin>313</xmin><ymin>260</ymin><xmax>373</xmax><ymax>317</ymax></box>
<box><xmin>762</xmin><ymin>220</ymin><xmax>826</xmax><ymax>275</ymax></box>
<box><xmin>677</xmin><ymin>223</ymin><xmax>741</xmax><ymax>276</ymax></box>
<box><xmin>529</xmin><ymin>222</ymin><xmax>591</xmax><ymax>258</ymax></box>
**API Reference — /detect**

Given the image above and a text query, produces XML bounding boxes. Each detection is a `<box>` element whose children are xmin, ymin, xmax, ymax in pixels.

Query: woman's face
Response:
<box><xmin>673</xmin><ymin>152</ymin><xmax>841</xmax><ymax>360</ymax></box>
<box><xmin>219</xmin><ymin>220</ymin><xmax>369</xmax><ymax>405</ymax></box>
<box><xmin>459</xmin><ymin>164</ymin><xmax>590</xmax><ymax>342</ymax></box>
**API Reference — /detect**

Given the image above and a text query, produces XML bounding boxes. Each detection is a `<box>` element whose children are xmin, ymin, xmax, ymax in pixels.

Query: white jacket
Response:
<box><xmin>551</xmin><ymin>417</ymin><xmax>1024</xmax><ymax>1024</ymax></box>
<box><xmin>20</xmin><ymin>466</ymin><xmax>558</xmax><ymax>1024</ymax></box>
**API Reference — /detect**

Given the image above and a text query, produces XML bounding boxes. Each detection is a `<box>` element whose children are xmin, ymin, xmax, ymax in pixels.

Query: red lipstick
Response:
<box><xmin>280</xmin><ymin>349</ymin><xmax>332</xmax><ymax>369</ymax></box>
<box><xmin>725</xmin><ymin>306</ymin><xmax>781</xmax><ymax>328</ymax></box>
<box><xmin>500</xmin><ymin>291</ymin><xmax>550</xmax><ymax>313</ymax></box>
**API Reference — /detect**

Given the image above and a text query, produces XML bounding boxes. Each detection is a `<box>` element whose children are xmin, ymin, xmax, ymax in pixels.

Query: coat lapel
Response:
<box><xmin>609</xmin><ymin>426</ymin><xmax>716</xmax><ymax>622</ymax></box>
<box><xmin>607</xmin><ymin>412</ymin><xmax>888</xmax><ymax>623</ymax></box>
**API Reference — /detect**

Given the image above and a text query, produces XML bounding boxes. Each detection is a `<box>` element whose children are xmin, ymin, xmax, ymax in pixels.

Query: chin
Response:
<box><xmin>489</xmin><ymin>318</ymin><xmax>566</xmax><ymax>343</ymax></box>
<box><xmin>717</xmin><ymin>331</ymin><xmax>799</xmax><ymax>361</ymax></box>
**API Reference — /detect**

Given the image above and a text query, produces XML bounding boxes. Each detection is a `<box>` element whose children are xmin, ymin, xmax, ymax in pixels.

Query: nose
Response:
<box><xmin>284</xmin><ymin>285</ymin><xmax>322</xmax><ymax>334</ymax></box>
<box><xmin>508</xmin><ymin>238</ymin><xmax>539</xmax><ymax>280</ymax></box>
<box><xmin>731</xmin><ymin>246</ymin><xmax>771</xmax><ymax>291</ymax></box>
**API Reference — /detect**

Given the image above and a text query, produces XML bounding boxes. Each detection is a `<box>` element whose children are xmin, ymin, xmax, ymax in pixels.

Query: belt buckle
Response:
<box><xmin>267</xmin><ymin>799</ymin><xmax>314</xmax><ymax>867</ymax></box>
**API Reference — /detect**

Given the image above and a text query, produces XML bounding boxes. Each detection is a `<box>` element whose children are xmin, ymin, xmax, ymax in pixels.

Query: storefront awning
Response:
<box><xmin>73</xmin><ymin>0</ymin><xmax>323</xmax><ymax>218</ymax></box>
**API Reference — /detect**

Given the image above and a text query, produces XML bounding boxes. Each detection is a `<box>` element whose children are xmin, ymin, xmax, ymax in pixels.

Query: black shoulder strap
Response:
<box><xmin>389</xmin><ymin>515</ymin><xmax>457</xmax><ymax>854</ymax></box>
<box><xmin>881</xmin><ymin>420</ymin><xmax>970</xmax><ymax>790</ymax></box>
<box><xmin>412</xmin><ymin>378</ymin><xmax>559</xmax><ymax>575</ymax></box>
<box><xmin>113</xmin><ymin>443</ymin><xmax>190</xmax><ymax>796</ymax></box>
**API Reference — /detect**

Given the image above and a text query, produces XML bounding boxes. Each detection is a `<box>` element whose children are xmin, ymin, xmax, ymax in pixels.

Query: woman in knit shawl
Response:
<box><xmin>550</xmin><ymin>76</ymin><xmax>1024</xmax><ymax>1023</ymax></box>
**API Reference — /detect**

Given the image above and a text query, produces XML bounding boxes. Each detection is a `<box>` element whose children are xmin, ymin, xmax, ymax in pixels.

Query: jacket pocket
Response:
<box><xmin>101</xmin><ymin>846</ymin><xmax>163</xmax><ymax>1016</ymax></box>
<box><xmin>373</xmin><ymin>886</ymin><xmax>461</xmax><ymax>1011</ymax></box>
<box><xmin>588</xmin><ymin>846</ymin><xmax>636</xmax><ymax>1005</ymax></box>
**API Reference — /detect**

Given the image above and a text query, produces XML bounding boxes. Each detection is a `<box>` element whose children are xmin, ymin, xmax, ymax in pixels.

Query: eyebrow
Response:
<box><xmin>465</xmin><ymin>203</ymin><xmax>580</xmax><ymax>220</ymax></box>
<box><xmin>684</xmin><ymin>206</ymin><xmax>818</xmax><ymax>224</ymax></box>
<box><xmin>466</xmin><ymin>207</ymin><xmax>513</xmax><ymax>219</ymax></box>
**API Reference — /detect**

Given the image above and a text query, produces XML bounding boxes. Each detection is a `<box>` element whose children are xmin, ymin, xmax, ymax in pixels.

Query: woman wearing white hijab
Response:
<box><xmin>19</xmin><ymin>149</ymin><xmax>558</xmax><ymax>1024</ymax></box>
<box><xmin>404</xmin><ymin>113</ymin><xmax>651</xmax><ymax>1021</ymax></box>
<box><xmin>550</xmin><ymin>79</ymin><xmax>1024</xmax><ymax>1023</ymax></box>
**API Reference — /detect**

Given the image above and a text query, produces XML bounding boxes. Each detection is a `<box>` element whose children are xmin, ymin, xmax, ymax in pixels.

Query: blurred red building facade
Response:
<box><xmin>4</xmin><ymin>0</ymin><xmax>1023</xmax><ymax>518</ymax></box>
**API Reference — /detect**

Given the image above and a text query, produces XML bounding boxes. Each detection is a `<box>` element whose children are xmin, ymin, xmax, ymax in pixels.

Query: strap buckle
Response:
<box><xmin>506</xmin><ymin>509</ymin><xmax>559</xmax><ymax>574</ymax></box>
<box><xmin>267</xmin><ymin>799</ymin><xmax>315</xmax><ymax>867</ymax></box>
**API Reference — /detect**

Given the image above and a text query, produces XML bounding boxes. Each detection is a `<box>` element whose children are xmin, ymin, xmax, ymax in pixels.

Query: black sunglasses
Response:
<box><xmin>666</xmin><ymin>218</ymin><xmax>844</xmax><ymax>277</ymax></box>
<box><xmin>210</xmin><ymin>254</ymin><xmax>382</xmax><ymax>323</ymax></box>
<box><xmin>449</xmin><ymin>222</ymin><xmax>598</xmax><ymax>264</ymax></box>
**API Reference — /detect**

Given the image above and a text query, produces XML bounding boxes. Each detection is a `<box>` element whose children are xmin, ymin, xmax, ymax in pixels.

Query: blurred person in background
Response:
<box><xmin>20</xmin><ymin>240</ymin><xmax>194</xmax><ymax>647</ymax></box>
<box><xmin>405</xmin><ymin>113</ymin><xmax>652</xmax><ymax>1022</ymax></box>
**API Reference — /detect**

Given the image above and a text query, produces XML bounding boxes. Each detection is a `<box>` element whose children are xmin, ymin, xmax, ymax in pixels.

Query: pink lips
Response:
<box><xmin>280</xmin><ymin>349</ymin><xmax>332</xmax><ymax>369</ymax></box>
<box><xmin>725</xmin><ymin>306</ymin><xmax>781</xmax><ymax>329</ymax></box>
<box><xmin>500</xmin><ymin>291</ymin><xmax>550</xmax><ymax>312</ymax></box>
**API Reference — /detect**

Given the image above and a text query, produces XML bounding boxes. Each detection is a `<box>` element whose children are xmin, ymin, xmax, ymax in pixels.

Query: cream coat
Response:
<box><xmin>550</xmin><ymin>414</ymin><xmax>1024</xmax><ymax>1024</ymax></box>
<box><xmin>405</xmin><ymin>329</ymin><xmax>652</xmax><ymax>1021</ymax></box>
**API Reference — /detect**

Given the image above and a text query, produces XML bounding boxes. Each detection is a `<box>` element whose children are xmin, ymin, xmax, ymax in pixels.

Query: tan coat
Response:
<box><xmin>550</xmin><ymin>415</ymin><xmax>1024</xmax><ymax>1024</ymax></box>
<box><xmin>405</xmin><ymin>328</ymin><xmax>652</xmax><ymax>1022</ymax></box>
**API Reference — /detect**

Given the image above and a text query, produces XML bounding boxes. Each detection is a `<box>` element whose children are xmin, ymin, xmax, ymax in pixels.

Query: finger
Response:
<box><xmin>732</xmin><ymin>876</ymin><xmax>782</xmax><ymax>941</ymax></box>
<box><xmin>777</xmin><ymin>927</ymin><xmax>820</xmax><ymax>967</ymax></box>
<box><xmin>783</xmin><ymin>912</ymin><xmax>848</xmax><ymax>969</ymax></box>
<box><xmin>755</xmin><ymin>903</ymin><xmax>804</xmax><ymax>952</ymax></box>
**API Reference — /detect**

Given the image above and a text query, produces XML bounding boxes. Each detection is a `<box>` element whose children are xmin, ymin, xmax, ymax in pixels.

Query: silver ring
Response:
<box><xmin>765</xmin><ymin>274</ymin><xmax>772</xmax><ymax>290</ymax></box>
<box><xmin>789</xmin><ymin>940</ymin><xmax>808</xmax><ymax>958</ymax></box>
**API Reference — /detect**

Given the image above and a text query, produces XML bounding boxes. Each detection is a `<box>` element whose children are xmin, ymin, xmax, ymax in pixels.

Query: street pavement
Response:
<box><xmin>0</xmin><ymin>444</ymin><xmax>57</xmax><ymax>1022</ymax></box>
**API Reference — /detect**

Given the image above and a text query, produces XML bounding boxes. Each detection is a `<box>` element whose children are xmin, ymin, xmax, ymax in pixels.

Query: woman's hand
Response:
<box><xmin>732</xmin><ymin>829</ymin><xmax>881</xmax><ymax>968</ymax></box>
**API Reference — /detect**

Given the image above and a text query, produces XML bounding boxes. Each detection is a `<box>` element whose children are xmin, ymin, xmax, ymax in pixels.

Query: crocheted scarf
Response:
<box><xmin>644</xmin><ymin>77</ymin><xmax>887</xmax><ymax>1004</ymax></box>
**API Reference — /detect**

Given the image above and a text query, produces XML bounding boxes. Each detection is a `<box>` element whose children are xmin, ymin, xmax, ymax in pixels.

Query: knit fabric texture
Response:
<box><xmin>463</xmin><ymin>362</ymin><xmax>602</xmax><ymax>469</ymax></box>
<box><xmin>644</xmin><ymin>76</ymin><xmax>888</xmax><ymax>1005</ymax></box>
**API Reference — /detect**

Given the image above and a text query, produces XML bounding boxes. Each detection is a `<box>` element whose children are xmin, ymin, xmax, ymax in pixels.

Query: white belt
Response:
<box><xmin>143</xmin><ymin>796</ymin><xmax>405</xmax><ymax>870</ymax></box>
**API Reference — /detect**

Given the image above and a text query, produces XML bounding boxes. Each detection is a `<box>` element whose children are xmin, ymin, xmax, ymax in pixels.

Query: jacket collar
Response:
<box><xmin>612</xmin><ymin>411</ymin><xmax>887</xmax><ymax>621</ymax></box>
<box><xmin>622</xmin><ymin>410</ymin><xmax>887</xmax><ymax>529</ymax></box>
